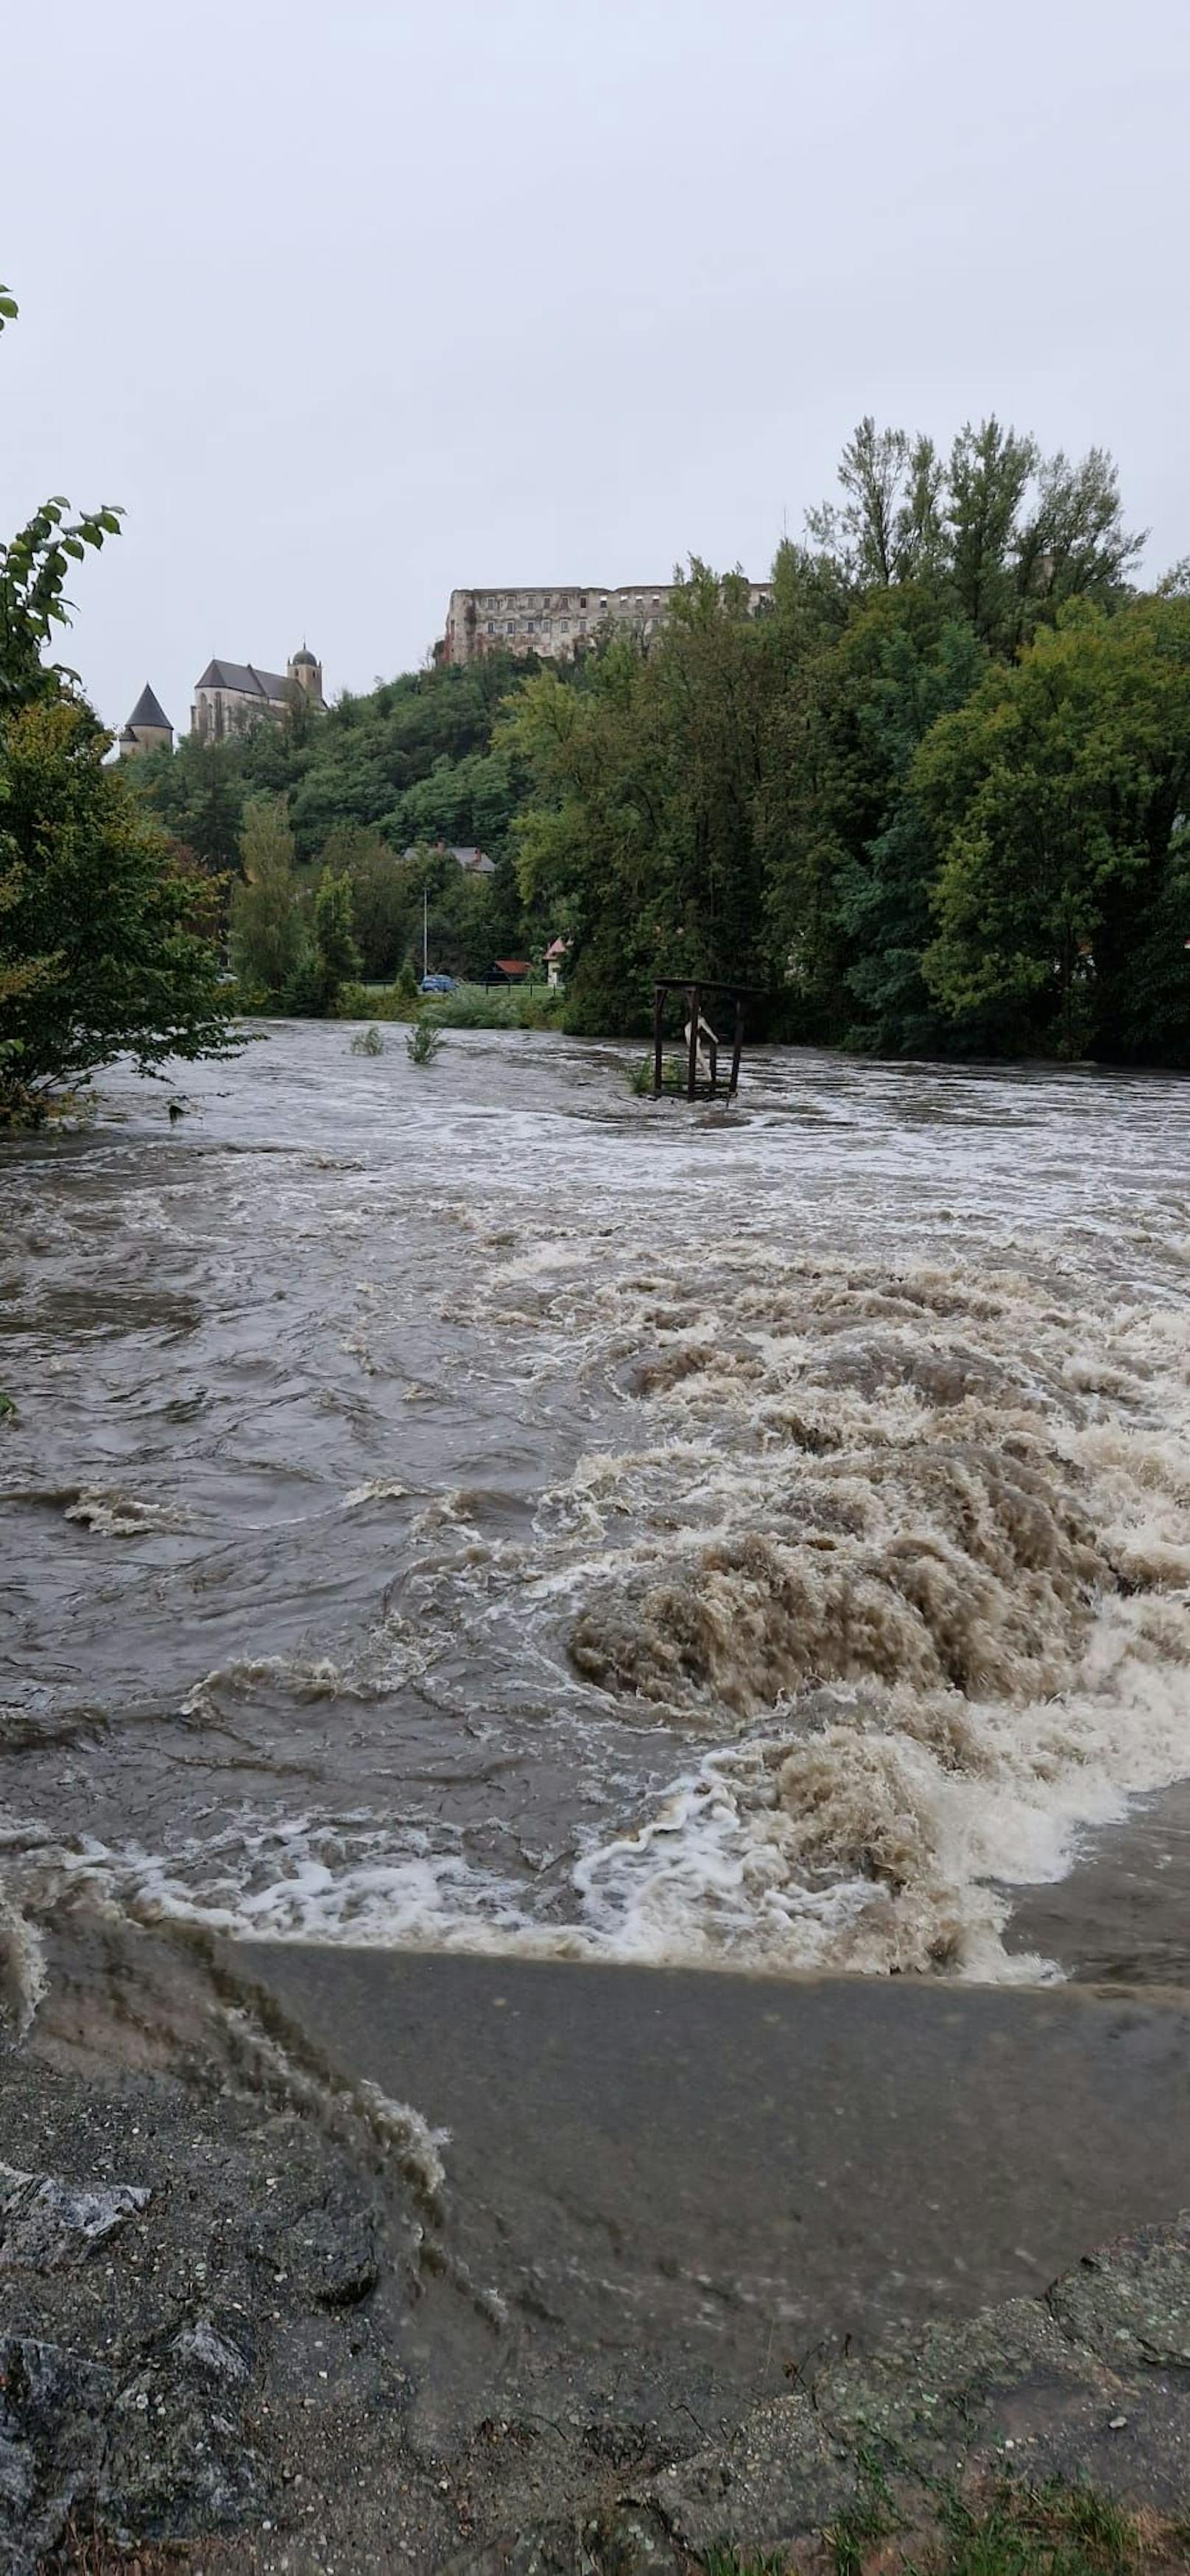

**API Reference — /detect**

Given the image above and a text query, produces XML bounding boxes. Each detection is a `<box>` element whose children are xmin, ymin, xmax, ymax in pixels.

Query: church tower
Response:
<box><xmin>286</xmin><ymin>644</ymin><xmax>324</xmax><ymax>705</ymax></box>
<box><xmin>119</xmin><ymin>684</ymin><xmax>173</xmax><ymax>757</ymax></box>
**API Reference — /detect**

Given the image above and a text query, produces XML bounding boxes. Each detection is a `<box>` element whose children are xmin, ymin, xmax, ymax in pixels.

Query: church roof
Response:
<box><xmin>195</xmin><ymin>659</ymin><xmax>290</xmax><ymax>702</ymax></box>
<box><xmin>291</xmin><ymin>645</ymin><xmax>317</xmax><ymax>667</ymax></box>
<box><xmin>128</xmin><ymin>683</ymin><xmax>172</xmax><ymax>731</ymax></box>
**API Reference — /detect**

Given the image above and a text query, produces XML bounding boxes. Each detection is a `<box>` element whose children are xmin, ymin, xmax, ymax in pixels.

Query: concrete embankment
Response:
<box><xmin>1</xmin><ymin>1927</ymin><xmax>1189</xmax><ymax>2569</ymax></box>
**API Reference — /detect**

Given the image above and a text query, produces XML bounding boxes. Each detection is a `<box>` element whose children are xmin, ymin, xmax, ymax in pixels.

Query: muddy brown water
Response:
<box><xmin>242</xmin><ymin>1943</ymin><xmax>1190</xmax><ymax>2438</ymax></box>
<box><xmin>4</xmin><ymin>1022</ymin><xmax>1190</xmax><ymax>2431</ymax></box>
<box><xmin>3</xmin><ymin>1022</ymin><xmax>1189</xmax><ymax>1999</ymax></box>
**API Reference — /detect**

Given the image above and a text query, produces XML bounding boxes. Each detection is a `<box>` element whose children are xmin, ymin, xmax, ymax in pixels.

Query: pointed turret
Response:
<box><xmin>119</xmin><ymin>685</ymin><xmax>173</xmax><ymax>757</ymax></box>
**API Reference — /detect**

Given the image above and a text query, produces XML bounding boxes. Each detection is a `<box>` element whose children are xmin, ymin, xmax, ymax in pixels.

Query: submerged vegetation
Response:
<box><xmin>405</xmin><ymin>1016</ymin><xmax>443</xmax><ymax>1064</ymax></box>
<box><xmin>627</xmin><ymin>1052</ymin><xmax>687</xmax><ymax>1094</ymax></box>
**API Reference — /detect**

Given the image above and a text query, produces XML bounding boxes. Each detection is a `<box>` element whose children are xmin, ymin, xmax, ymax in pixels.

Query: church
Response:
<box><xmin>191</xmin><ymin>647</ymin><xmax>323</xmax><ymax>742</ymax></box>
<box><xmin>116</xmin><ymin>647</ymin><xmax>324</xmax><ymax>756</ymax></box>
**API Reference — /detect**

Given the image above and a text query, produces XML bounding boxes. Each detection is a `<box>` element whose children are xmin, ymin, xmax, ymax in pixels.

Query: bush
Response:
<box><xmin>279</xmin><ymin>949</ymin><xmax>335</xmax><ymax>1016</ymax></box>
<box><xmin>406</xmin><ymin>1018</ymin><xmax>443</xmax><ymax>1064</ymax></box>
<box><xmin>332</xmin><ymin>982</ymin><xmax>412</xmax><ymax>1022</ymax></box>
<box><xmin>1</xmin><ymin>700</ymin><xmax>239</xmax><ymax>1119</ymax></box>
<box><xmin>350</xmin><ymin>1026</ymin><xmax>384</xmax><ymax>1055</ymax></box>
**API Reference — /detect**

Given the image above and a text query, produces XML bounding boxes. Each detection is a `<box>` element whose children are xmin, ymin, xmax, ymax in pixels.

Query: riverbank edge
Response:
<box><xmin>460</xmin><ymin>2208</ymin><xmax>1190</xmax><ymax>2574</ymax></box>
<box><xmin>3</xmin><ymin>1929</ymin><xmax>1190</xmax><ymax>2572</ymax></box>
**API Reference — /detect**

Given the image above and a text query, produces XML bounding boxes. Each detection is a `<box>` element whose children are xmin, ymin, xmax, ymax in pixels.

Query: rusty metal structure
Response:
<box><xmin>651</xmin><ymin>980</ymin><xmax>758</xmax><ymax>1100</ymax></box>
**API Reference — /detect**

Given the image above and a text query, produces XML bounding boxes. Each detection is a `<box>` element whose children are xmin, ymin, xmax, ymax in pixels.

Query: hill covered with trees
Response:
<box><xmin>129</xmin><ymin>417</ymin><xmax>1190</xmax><ymax>1063</ymax></box>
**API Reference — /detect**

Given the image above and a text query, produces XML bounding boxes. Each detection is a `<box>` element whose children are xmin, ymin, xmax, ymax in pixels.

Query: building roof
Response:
<box><xmin>401</xmin><ymin>844</ymin><xmax>496</xmax><ymax>875</ymax></box>
<box><xmin>127</xmin><ymin>683</ymin><xmax>172</xmax><ymax>731</ymax></box>
<box><xmin>291</xmin><ymin>644</ymin><xmax>317</xmax><ymax>667</ymax></box>
<box><xmin>545</xmin><ymin>937</ymin><xmax>570</xmax><ymax>958</ymax></box>
<box><xmin>195</xmin><ymin>659</ymin><xmax>290</xmax><ymax>702</ymax></box>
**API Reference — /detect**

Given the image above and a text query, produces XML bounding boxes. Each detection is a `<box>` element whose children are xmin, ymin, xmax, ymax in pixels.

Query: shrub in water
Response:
<box><xmin>627</xmin><ymin>1055</ymin><xmax>686</xmax><ymax>1094</ymax></box>
<box><xmin>350</xmin><ymin>1027</ymin><xmax>384</xmax><ymax>1056</ymax></box>
<box><xmin>406</xmin><ymin>1018</ymin><xmax>443</xmax><ymax>1064</ymax></box>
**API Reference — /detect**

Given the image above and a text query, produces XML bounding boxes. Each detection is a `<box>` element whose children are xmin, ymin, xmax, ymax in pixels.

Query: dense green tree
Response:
<box><xmin>1</xmin><ymin>700</ymin><xmax>237</xmax><ymax>1113</ymax></box>
<box><xmin>762</xmin><ymin>594</ymin><xmax>985</xmax><ymax>1051</ymax></box>
<box><xmin>0</xmin><ymin>283</ymin><xmax>236</xmax><ymax>1119</ymax></box>
<box><xmin>318</xmin><ymin>824</ymin><xmax>405</xmax><ymax>979</ymax></box>
<box><xmin>228</xmin><ymin>797</ymin><xmax>303</xmax><ymax>996</ymax></box>
<box><xmin>809</xmin><ymin>416</ymin><xmax>1144</xmax><ymax>654</ymax></box>
<box><xmin>130</xmin><ymin>736</ymin><xmax>247</xmax><ymax>878</ymax></box>
<box><xmin>505</xmin><ymin>563</ymin><xmax>777</xmax><ymax>1031</ymax></box>
<box><xmin>916</xmin><ymin>601</ymin><xmax>1190</xmax><ymax>1058</ymax></box>
<box><xmin>311</xmin><ymin>867</ymin><xmax>360</xmax><ymax>1002</ymax></box>
<box><xmin>1102</xmin><ymin>823</ymin><xmax>1190</xmax><ymax>1064</ymax></box>
<box><xmin>806</xmin><ymin>418</ymin><xmax>946</xmax><ymax>591</ymax></box>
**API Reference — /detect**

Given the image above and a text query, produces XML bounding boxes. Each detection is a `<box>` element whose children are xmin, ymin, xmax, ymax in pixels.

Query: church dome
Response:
<box><xmin>290</xmin><ymin>645</ymin><xmax>317</xmax><ymax>668</ymax></box>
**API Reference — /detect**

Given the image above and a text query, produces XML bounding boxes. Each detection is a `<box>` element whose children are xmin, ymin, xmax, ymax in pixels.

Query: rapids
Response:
<box><xmin>1</xmin><ymin>1023</ymin><xmax>1188</xmax><ymax>2008</ymax></box>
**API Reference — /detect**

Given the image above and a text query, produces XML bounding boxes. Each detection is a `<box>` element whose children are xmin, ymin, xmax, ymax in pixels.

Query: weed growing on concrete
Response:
<box><xmin>702</xmin><ymin>2477</ymin><xmax>1175</xmax><ymax>2576</ymax></box>
<box><xmin>701</xmin><ymin>2550</ymin><xmax>786</xmax><ymax>2576</ymax></box>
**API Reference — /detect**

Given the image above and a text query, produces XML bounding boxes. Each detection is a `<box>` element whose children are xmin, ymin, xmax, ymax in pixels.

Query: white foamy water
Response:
<box><xmin>1</xmin><ymin>1024</ymin><xmax>1188</xmax><ymax>1997</ymax></box>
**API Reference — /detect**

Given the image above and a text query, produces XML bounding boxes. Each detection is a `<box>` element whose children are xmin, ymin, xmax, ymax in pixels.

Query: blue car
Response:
<box><xmin>419</xmin><ymin>973</ymin><xmax>456</xmax><ymax>994</ymax></box>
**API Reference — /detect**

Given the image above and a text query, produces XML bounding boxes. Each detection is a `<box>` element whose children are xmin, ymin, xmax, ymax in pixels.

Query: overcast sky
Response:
<box><xmin>5</xmin><ymin>0</ymin><xmax>1186</xmax><ymax>738</ymax></box>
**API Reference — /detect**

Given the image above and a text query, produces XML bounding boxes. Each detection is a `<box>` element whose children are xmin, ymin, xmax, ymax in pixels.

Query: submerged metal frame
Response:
<box><xmin>651</xmin><ymin>979</ymin><xmax>756</xmax><ymax>1100</ymax></box>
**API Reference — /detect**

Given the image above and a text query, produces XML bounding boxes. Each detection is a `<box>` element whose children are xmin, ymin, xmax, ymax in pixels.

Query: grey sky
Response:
<box><xmin>6</xmin><ymin>0</ymin><xmax>1187</xmax><ymax>739</ymax></box>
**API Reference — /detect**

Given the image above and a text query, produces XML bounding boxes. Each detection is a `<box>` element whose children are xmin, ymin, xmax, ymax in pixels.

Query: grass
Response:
<box><xmin>421</xmin><ymin>980</ymin><xmax>562</xmax><ymax>1031</ymax></box>
<box><xmin>904</xmin><ymin>2480</ymin><xmax>1154</xmax><ymax>2576</ymax></box>
<box><xmin>334</xmin><ymin>979</ymin><xmax>562</xmax><ymax>1032</ymax></box>
<box><xmin>700</xmin><ymin>2480</ymin><xmax>1189</xmax><ymax>2576</ymax></box>
<box><xmin>702</xmin><ymin>2552</ymin><xmax>786</xmax><ymax>2576</ymax></box>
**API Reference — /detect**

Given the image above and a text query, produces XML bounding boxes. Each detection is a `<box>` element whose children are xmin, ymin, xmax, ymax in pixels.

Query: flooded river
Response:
<box><xmin>2</xmin><ymin>1024</ymin><xmax>1189</xmax><ymax>2014</ymax></box>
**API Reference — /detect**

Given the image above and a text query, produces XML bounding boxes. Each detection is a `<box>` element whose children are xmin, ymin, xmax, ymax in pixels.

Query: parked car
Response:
<box><xmin>419</xmin><ymin>973</ymin><xmax>456</xmax><ymax>993</ymax></box>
